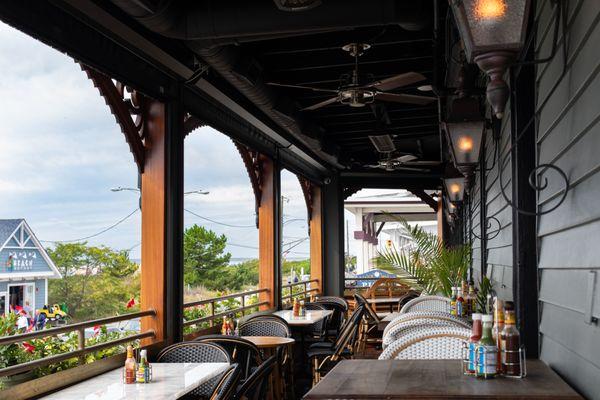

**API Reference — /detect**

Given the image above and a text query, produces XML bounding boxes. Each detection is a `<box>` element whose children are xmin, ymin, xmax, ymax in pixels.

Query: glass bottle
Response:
<box><xmin>501</xmin><ymin>301</ymin><xmax>521</xmax><ymax>376</ymax></box>
<box><xmin>467</xmin><ymin>282</ymin><xmax>476</xmax><ymax>316</ymax></box>
<box><xmin>450</xmin><ymin>287</ymin><xmax>458</xmax><ymax>316</ymax></box>
<box><xmin>292</xmin><ymin>298</ymin><xmax>299</xmax><ymax>317</ymax></box>
<box><xmin>456</xmin><ymin>290</ymin><xmax>465</xmax><ymax>317</ymax></box>
<box><xmin>221</xmin><ymin>317</ymin><xmax>228</xmax><ymax>335</ymax></box>
<box><xmin>124</xmin><ymin>345</ymin><xmax>136</xmax><ymax>384</ymax></box>
<box><xmin>467</xmin><ymin>313</ymin><xmax>482</xmax><ymax>374</ymax></box>
<box><xmin>492</xmin><ymin>298</ymin><xmax>504</xmax><ymax>372</ymax></box>
<box><xmin>476</xmin><ymin>314</ymin><xmax>498</xmax><ymax>379</ymax></box>
<box><xmin>136</xmin><ymin>349</ymin><xmax>147</xmax><ymax>383</ymax></box>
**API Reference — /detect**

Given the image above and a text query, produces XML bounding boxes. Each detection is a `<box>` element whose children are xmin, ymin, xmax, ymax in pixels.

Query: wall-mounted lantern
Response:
<box><xmin>445</xmin><ymin>177</ymin><xmax>466</xmax><ymax>203</ymax></box>
<box><xmin>449</xmin><ymin>0</ymin><xmax>531</xmax><ymax>118</ymax></box>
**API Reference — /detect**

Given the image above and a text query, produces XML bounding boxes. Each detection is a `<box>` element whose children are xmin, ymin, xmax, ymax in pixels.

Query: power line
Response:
<box><xmin>184</xmin><ymin>208</ymin><xmax>256</xmax><ymax>228</ymax></box>
<box><xmin>41</xmin><ymin>208</ymin><xmax>140</xmax><ymax>244</ymax></box>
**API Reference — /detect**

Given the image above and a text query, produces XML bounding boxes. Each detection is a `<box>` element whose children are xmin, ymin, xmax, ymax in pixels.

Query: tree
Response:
<box><xmin>47</xmin><ymin>242</ymin><xmax>139</xmax><ymax>321</ymax></box>
<box><xmin>184</xmin><ymin>225</ymin><xmax>232</xmax><ymax>290</ymax></box>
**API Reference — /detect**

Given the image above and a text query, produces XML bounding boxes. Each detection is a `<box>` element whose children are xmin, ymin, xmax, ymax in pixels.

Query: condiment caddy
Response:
<box><xmin>462</xmin><ymin>300</ymin><xmax>526</xmax><ymax>379</ymax></box>
<box><xmin>123</xmin><ymin>345</ymin><xmax>153</xmax><ymax>384</ymax></box>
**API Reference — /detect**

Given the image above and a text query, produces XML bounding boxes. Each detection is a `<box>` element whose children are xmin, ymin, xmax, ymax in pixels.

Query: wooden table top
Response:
<box><xmin>273</xmin><ymin>310</ymin><xmax>333</xmax><ymax>326</ymax></box>
<box><xmin>241</xmin><ymin>335</ymin><xmax>295</xmax><ymax>348</ymax></box>
<box><xmin>366</xmin><ymin>297</ymin><xmax>401</xmax><ymax>304</ymax></box>
<box><xmin>303</xmin><ymin>360</ymin><xmax>582</xmax><ymax>399</ymax></box>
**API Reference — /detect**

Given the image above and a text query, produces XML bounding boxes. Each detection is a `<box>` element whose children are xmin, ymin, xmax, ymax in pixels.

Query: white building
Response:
<box><xmin>344</xmin><ymin>190</ymin><xmax>438</xmax><ymax>274</ymax></box>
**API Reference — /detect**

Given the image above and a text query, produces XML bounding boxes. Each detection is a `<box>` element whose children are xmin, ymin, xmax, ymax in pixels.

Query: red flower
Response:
<box><xmin>93</xmin><ymin>325</ymin><xmax>101</xmax><ymax>336</ymax></box>
<box><xmin>22</xmin><ymin>342</ymin><xmax>35</xmax><ymax>353</ymax></box>
<box><xmin>126</xmin><ymin>297</ymin><xmax>135</xmax><ymax>309</ymax></box>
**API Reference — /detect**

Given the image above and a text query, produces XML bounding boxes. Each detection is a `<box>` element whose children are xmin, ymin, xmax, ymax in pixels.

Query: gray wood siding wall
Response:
<box><xmin>469</xmin><ymin>103</ymin><xmax>514</xmax><ymax>302</ymax></box>
<box><xmin>536</xmin><ymin>0</ymin><xmax>600</xmax><ymax>398</ymax></box>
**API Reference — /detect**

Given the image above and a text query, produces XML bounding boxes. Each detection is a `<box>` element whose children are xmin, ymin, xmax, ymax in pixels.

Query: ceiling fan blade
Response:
<box><xmin>266</xmin><ymin>82</ymin><xmax>339</xmax><ymax>93</ymax></box>
<box><xmin>401</xmin><ymin>160</ymin><xmax>442</xmax><ymax>166</ymax></box>
<box><xmin>391</xmin><ymin>166</ymin><xmax>431</xmax><ymax>172</ymax></box>
<box><xmin>375</xmin><ymin>92</ymin><xmax>436</xmax><ymax>105</ymax></box>
<box><xmin>394</xmin><ymin>154</ymin><xmax>418</xmax><ymax>163</ymax></box>
<box><xmin>301</xmin><ymin>97</ymin><xmax>339</xmax><ymax>111</ymax></box>
<box><xmin>366</xmin><ymin>72</ymin><xmax>426</xmax><ymax>91</ymax></box>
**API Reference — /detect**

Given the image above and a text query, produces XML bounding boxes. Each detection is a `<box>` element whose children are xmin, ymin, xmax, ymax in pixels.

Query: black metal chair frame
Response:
<box><xmin>210</xmin><ymin>364</ymin><xmax>241</xmax><ymax>400</ymax></box>
<box><xmin>194</xmin><ymin>335</ymin><xmax>263</xmax><ymax>382</ymax></box>
<box><xmin>234</xmin><ymin>355</ymin><xmax>277</xmax><ymax>400</ymax></box>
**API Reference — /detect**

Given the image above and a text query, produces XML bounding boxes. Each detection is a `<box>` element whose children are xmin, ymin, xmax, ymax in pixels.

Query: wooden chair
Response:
<box><xmin>363</xmin><ymin>277</ymin><xmax>411</xmax><ymax>299</ymax></box>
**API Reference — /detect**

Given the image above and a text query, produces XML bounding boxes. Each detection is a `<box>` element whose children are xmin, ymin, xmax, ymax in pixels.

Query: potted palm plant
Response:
<box><xmin>376</xmin><ymin>219</ymin><xmax>471</xmax><ymax>297</ymax></box>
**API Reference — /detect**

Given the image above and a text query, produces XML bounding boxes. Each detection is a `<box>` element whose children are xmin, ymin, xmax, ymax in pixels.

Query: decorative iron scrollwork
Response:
<box><xmin>471</xmin><ymin>216</ymin><xmax>502</xmax><ymax>241</ymax></box>
<box><xmin>496</xmin><ymin>135</ymin><xmax>570</xmax><ymax>216</ymax></box>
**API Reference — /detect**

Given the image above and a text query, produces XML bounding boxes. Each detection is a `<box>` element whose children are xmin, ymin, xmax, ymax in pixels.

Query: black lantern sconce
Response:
<box><xmin>444</xmin><ymin>96</ymin><xmax>486</xmax><ymax>182</ymax></box>
<box><xmin>444</xmin><ymin>177</ymin><xmax>466</xmax><ymax>203</ymax></box>
<box><xmin>449</xmin><ymin>0</ymin><xmax>531</xmax><ymax>118</ymax></box>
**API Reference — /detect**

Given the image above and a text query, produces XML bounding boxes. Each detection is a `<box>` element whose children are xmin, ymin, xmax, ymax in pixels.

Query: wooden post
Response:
<box><xmin>258</xmin><ymin>154</ymin><xmax>281</xmax><ymax>310</ymax></box>
<box><xmin>310</xmin><ymin>186</ymin><xmax>323</xmax><ymax>295</ymax></box>
<box><xmin>140</xmin><ymin>98</ymin><xmax>184</xmax><ymax>346</ymax></box>
<box><xmin>322</xmin><ymin>173</ymin><xmax>344</xmax><ymax>297</ymax></box>
<box><xmin>437</xmin><ymin>198</ymin><xmax>444</xmax><ymax>241</ymax></box>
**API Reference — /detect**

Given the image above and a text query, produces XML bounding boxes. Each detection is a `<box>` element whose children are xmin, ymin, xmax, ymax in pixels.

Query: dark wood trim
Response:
<box><xmin>407</xmin><ymin>189</ymin><xmax>438</xmax><ymax>211</ymax></box>
<box><xmin>164</xmin><ymin>94</ymin><xmax>185</xmax><ymax>345</ymax></box>
<box><xmin>510</xmin><ymin>54</ymin><xmax>539</xmax><ymax>356</ymax></box>
<box><xmin>322</xmin><ymin>173</ymin><xmax>345</xmax><ymax>296</ymax></box>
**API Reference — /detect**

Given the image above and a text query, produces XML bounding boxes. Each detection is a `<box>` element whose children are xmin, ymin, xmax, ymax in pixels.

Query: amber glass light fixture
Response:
<box><xmin>445</xmin><ymin>177</ymin><xmax>466</xmax><ymax>203</ymax></box>
<box><xmin>449</xmin><ymin>0</ymin><xmax>531</xmax><ymax>118</ymax></box>
<box><xmin>445</xmin><ymin>120</ymin><xmax>485</xmax><ymax>168</ymax></box>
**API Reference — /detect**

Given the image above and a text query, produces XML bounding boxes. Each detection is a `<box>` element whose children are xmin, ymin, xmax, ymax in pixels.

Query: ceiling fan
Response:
<box><xmin>267</xmin><ymin>43</ymin><xmax>436</xmax><ymax>111</ymax></box>
<box><xmin>366</xmin><ymin>153</ymin><xmax>441</xmax><ymax>172</ymax></box>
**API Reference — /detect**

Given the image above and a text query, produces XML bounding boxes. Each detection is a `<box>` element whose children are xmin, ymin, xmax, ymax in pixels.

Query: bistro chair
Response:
<box><xmin>156</xmin><ymin>342</ymin><xmax>231</xmax><ymax>399</ymax></box>
<box><xmin>239</xmin><ymin>315</ymin><xmax>292</xmax><ymax>338</ymax></box>
<box><xmin>195</xmin><ymin>335</ymin><xmax>262</xmax><ymax>382</ymax></box>
<box><xmin>399</xmin><ymin>295</ymin><xmax>451</xmax><ymax>313</ymax></box>
<box><xmin>307</xmin><ymin>305</ymin><xmax>365</xmax><ymax>385</ymax></box>
<box><xmin>382</xmin><ymin>316</ymin><xmax>471</xmax><ymax>349</ymax></box>
<box><xmin>378</xmin><ymin>326</ymin><xmax>471</xmax><ymax>360</ymax></box>
<box><xmin>234</xmin><ymin>355</ymin><xmax>277</xmax><ymax>400</ymax></box>
<box><xmin>382</xmin><ymin>310</ymin><xmax>472</xmax><ymax>340</ymax></box>
<box><xmin>314</xmin><ymin>297</ymin><xmax>348</xmax><ymax>339</ymax></box>
<box><xmin>303</xmin><ymin>302</ymin><xmax>331</xmax><ymax>342</ymax></box>
<box><xmin>210</xmin><ymin>364</ymin><xmax>241</xmax><ymax>400</ymax></box>
<box><xmin>354</xmin><ymin>293</ymin><xmax>383</xmax><ymax>352</ymax></box>
<box><xmin>395</xmin><ymin>290</ymin><xmax>421</xmax><ymax>311</ymax></box>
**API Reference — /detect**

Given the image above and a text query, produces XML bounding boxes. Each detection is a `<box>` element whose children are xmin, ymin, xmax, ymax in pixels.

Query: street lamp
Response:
<box><xmin>450</xmin><ymin>0</ymin><xmax>531</xmax><ymax>118</ymax></box>
<box><xmin>444</xmin><ymin>177</ymin><xmax>466</xmax><ymax>203</ymax></box>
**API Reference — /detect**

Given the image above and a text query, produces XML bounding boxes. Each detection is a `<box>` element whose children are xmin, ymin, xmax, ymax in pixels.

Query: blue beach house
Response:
<box><xmin>0</xmin><ymin>219</ymin><xmax>61</xmax><ymax>315</ymax></box>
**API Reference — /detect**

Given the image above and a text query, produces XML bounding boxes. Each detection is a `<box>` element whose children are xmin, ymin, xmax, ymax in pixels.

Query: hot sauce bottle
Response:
<box><xmin>456</xmin><ymin>290</ymin><xmax>465</xmax><ymax>317</ymax></box>
<box><xmin>450</xmin><ymin>287</ymin><xmax>458</xmax><ymax>316</ymax></box>
<box><xmin>501</xmin><ymin>301</ymin><xmax>521</xmax><ymax>377</ymax></box>
<box><xmin>124</xmin><ymin>345</ymin><xmax>136</xmax><ymax>384</ymax></box>
<box><xmin>467</xmin><ymin>313</ymin><xmax>483</xmax><ymax>374</ymax></box>
<box><xmin>492</xmin><ymin>298</ymin><xmax>505</xmax><ymax>373</ymax></box>
<box><xmin>476</xmin><ymin>314</ymin><xmax>498</xmax><ymax>379</ymax></box>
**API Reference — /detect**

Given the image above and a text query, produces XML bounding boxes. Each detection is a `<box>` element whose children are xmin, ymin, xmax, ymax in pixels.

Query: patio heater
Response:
<box><xmin>449</xmin><ymin>0</ymin><xmax>531</xmax><ymax>118</ymax></box>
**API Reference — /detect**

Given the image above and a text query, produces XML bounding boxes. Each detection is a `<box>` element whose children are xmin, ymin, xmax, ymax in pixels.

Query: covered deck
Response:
<box><xmin>0</xmin><ymin>0</ymin><xmax>598</xmax><ymax>399</ymax></box>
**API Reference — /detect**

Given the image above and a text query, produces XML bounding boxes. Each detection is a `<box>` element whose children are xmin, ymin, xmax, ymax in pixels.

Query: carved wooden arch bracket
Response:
<box><xmin>343</xmin><ymin>186</ymin><xmax>361</xmax><ymax>200</ymax></box>
<box><xmin>80</xmin><ymin>63</ymin><xmax>147</xmax><ymax>173</ymax></box>
<box><xmin>298</xmin><ymin>176</ymin><xmax>314</xmax><ymax>222</ymax></box>
<box><xmin>408</xmin><ymin>189</ymin><xmax>439</xmax><ymax>212</ymax></box>
<box><xmin>233</xmin><ymin>140</ymin><xmax>263</xmax><ymax>228</ymax></box>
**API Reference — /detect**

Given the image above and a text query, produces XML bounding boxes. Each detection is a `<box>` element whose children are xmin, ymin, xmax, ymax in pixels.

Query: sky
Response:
<box><xmin>0</xmin><ymin>21</ymin><xmax>352</xmax><ymax>261</ymax></box>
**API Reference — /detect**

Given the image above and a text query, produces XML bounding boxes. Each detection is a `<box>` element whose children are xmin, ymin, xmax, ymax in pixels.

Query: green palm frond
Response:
<box><xmin>374</xmin><ymin>217</ymin><xmax>471</xmax><ymax>297</ymax></box>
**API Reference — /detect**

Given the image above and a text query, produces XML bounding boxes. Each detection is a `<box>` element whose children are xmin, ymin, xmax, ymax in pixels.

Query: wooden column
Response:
<box><xmin>310</xmin><ymin>186</ymin><xmax>323</xmax><ymax>295</ymax></box>
<box><xmin>258</xmin><ymin>154</ymin><xmax>282</xmax><ymax>310</ymax></box>
<box><xmin>437</xmin><ymin>198</ymin><xmax>444</xmax><ymax>241</ymax></box>
<box><xmin>510</xmin><ymin>56</ymin><xmax>539</xmax><ymax>357</ymax></box>
<box><xmin>322</xmin><ymin>173</ymin><xmax>344</xmax><ymax>296</ymax></box>
<box><xmin>140</xmin><ymin>98</ymin><xmax>184</xmax><ymax>346</ymax></box>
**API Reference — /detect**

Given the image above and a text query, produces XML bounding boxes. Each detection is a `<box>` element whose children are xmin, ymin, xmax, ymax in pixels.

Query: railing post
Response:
<box><xmin>241</xmin><ymin>295</ymin><xmax>246</xmax><ymax>316</ymax></box>
<box><xmin>77</xmin><ymin>327</ymin><xmax>85</xmax><ymax>365</ymax></box>
<box><xmin>209</xmin><ymin>301</ymin><xmax>215</xmax><ymax>327</ymax></box>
